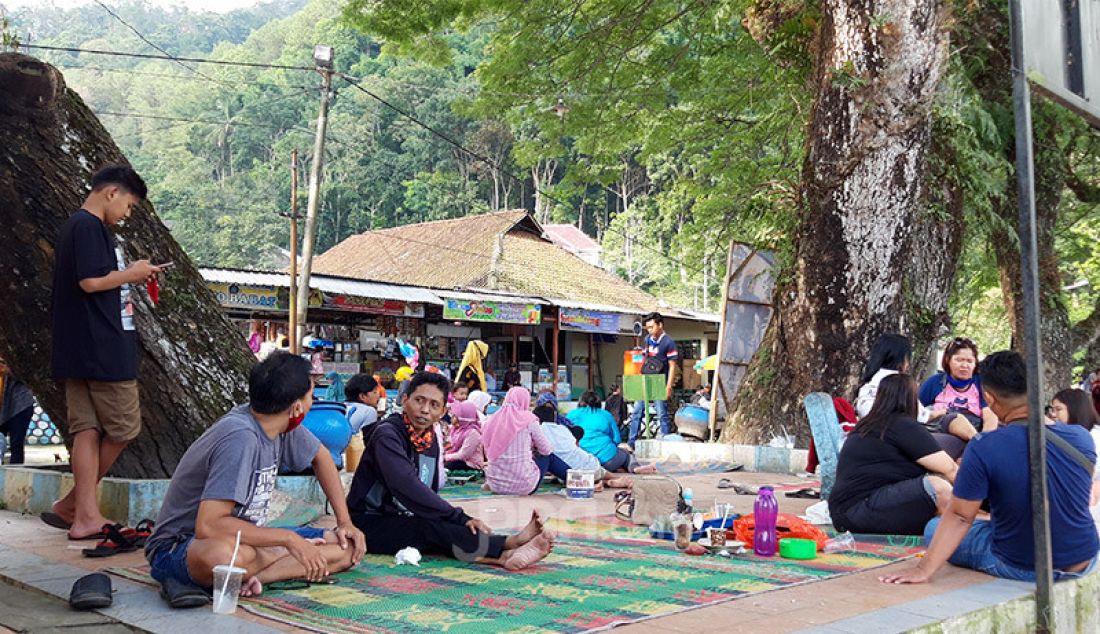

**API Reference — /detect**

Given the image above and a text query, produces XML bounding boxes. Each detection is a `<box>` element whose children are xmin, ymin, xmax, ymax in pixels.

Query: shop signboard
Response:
<box><xmin>443</xmin><ymin>298</ymin><xmax>542</xmax><ymax>324</ymax></box>
<box><xmin>208</xmin><ymin>283</ymin><xmax>282</xmax><ymax>310</ymax></box>
<box><xmin>323</xmin><ymin>293</ymin><xmax>407</xmax><ymax>316</ymax></box>
<box><xmin>559</xmin><ymin>308</ymin><xmax>622</xmax><ymax>334</ymax></box>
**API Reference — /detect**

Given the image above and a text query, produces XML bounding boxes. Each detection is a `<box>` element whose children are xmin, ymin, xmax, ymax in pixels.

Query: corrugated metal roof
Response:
<box><xmin>199</xmin><ymin>268</ymin><xmax>443</xmax><ymax>305</ymax></box>
<box><xmin>436</xmin><ymin>289</ymin><xmax>544</xmax><ymax>305</ymax></box>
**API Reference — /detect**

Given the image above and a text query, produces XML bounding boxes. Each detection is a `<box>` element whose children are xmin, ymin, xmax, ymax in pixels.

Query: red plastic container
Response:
<box><xmin>623</xmin><ymin>349</ymin><xmax>644</xmax><ymax>375</ymax></box>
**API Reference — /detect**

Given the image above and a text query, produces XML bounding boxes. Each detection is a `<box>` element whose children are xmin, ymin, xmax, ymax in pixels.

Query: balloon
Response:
<box><xmin>397</xmin><ymin>339</ymin><xmax>420</xmax><ymax>370</ymax></box>
<box><xmin>395</xmin><ymin>366</ymin><xmax>414</xmax><ymax>382</ymax></box>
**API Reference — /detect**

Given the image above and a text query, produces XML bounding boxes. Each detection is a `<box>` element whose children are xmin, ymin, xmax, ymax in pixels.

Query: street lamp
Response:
<box><xmin>313</xmin><ymin>45</ymin><xmax>334</xmax><ymax>70</ymax></box>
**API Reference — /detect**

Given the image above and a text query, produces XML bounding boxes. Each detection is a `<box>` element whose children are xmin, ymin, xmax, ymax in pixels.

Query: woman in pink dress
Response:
<box><xmin>482</xmin><ymin>387</ymin><xmax>552</xmax><ymax>495</ymax></box>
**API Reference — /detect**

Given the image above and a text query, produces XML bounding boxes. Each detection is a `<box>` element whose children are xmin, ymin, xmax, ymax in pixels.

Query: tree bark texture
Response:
<box><xmin>722</xmin><ymin>0</ymin><xmax>955</xmax><ymax>444</ymax></box>
<box><xmin>0</xmin><ymin>54</ymin><xmax>255</xmax><ymax>478</ymax></box>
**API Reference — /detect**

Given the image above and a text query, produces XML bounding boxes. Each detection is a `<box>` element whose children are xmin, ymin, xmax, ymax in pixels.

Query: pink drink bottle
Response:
<box><xmin>753</xmin><ymin>486</ymin><xmax>778</xmax><ymax>556</ymax></box>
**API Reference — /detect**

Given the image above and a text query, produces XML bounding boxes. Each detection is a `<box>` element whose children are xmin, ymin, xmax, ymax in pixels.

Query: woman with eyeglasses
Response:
<box><xmin>918</xmin><ymin>337</ymin><xmax>999</xmax><ymax>444</ymax></box>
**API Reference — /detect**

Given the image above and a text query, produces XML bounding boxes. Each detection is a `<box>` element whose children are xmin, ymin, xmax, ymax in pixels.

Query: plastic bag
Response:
<box><xmin>395</xmin><ymin>546</ymin><xmax>422</xmax><ymax>566</ymax></box>
<box><xmin>734</xmin><ymin>512</ymin><xmax>828</xmax><ymax>550</ymax></box>
<box><xmin>824</xmin><ymin>531</ymin><xmax>856</xmax><ymax>553</ymax></box>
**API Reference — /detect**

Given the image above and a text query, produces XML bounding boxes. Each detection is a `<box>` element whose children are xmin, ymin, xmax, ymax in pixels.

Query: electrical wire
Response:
<box><xmin>52</xmin><ymin>62</ymin><xmax>316</xmax><ymax>92</ymax></box>
<box><xmin>337</xmin><ymin>74</ymin><xmax>705</xmax><ymax>275</ymax></box>
<box><xmin>21</xmin><ymin>43</ymin><xmax>316</xmax><ymax>72</ymax></box>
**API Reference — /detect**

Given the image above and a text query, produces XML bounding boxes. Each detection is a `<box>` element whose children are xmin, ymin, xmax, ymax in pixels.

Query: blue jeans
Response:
<box><xmin>149</xmin><ymin>526</ymin><xmax>326</xmax><ymax>589</ymax></box>
<box><xmin>629</xmin><ymin>399</ymin><xmax>670</xmax><ymax>446</ymax></box>
<box><xmin>923</xmin><ymin>518</ymin><xmax>1097</xmax><ymax>582</ymax></box>
<box><xmin>534</xmin><ymin>453</ymin><xmax>571</xmax><ymax>486</ymax></box>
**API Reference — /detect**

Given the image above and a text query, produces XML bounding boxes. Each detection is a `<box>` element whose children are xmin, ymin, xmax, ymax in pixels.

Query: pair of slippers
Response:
<box><xmin>70</xmin><ymin>573</ymin><xmax>209</xmax><ymax>612</ymax></box>
<box><xmin>41</xmin><ymin>512</ymin><xmax>154</xmax><ymax>557</ymax></box>
<box><xmin>82</xmin><ymin>522</ymin><xmax>153</xmax><ymax>558</ymax></box>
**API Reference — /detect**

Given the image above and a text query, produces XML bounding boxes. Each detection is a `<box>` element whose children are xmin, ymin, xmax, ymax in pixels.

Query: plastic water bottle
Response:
<box><xmin>682</xmin><ymin>487</ymin><xmax>694</xmax><ymax>513</ymax></box>
<box><xmin>753</xmin><ymin>486</ymin><xmax>778</xmax><ymax>557</ymax></box>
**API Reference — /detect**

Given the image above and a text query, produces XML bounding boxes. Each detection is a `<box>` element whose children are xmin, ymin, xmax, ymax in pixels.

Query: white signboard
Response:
<box><xmin>1022</xmin><ymin>0</ymin><xmax>1100</xmax><ymax>128</ymax></box>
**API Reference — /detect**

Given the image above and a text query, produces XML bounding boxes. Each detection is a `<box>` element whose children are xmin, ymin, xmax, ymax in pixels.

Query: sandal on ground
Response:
<box><xmin>159</xmin><ymin>576</ymin><xmax>210</xmax><ymax>609</ymax></box>
<box><xmin>784</xmin><ymin>488</ymin><xmax>821</xmax><ymax>499</ymax></box>
<box><xmin>732</xmin><ymin>483</ymin><xmax>759</xmax><ymax>496</ymax></box>
<box><xmin>716</xmin><ymin>478</ymin><xmax>734</xmax><ymax>489</ymax></box>
<box><xmin>130</xmin><ymin>519</ymin><xmax>155</xmax><ymax>548</ymax></box>
<box><xmin>69</xmin><ymin>573</ymin><xmax>113</xmax><ymax>610</ymax></box>
<box><xmin>41</xmin><ymin>511</ymin><xmax>72</xmax><ymax>531</ymax></box>
<box><xmin>82</xmin><ymin>524</ymin><xmax>138</xmax><ymax>558</ymax></box>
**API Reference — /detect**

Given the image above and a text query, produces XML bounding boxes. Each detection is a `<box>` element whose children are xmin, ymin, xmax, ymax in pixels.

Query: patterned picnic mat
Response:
<box><xmin>109</xmin><ymin>517</ymin><xmax>923</xmax><ymax>633</ymax></box>
<box><xmin>438</xmin><ymin>480</ymin><xmax>562</xmax><ymax>500</ymax></box>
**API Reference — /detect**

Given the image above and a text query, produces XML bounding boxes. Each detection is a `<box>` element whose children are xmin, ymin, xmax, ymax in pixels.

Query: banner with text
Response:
<box><xmin>208</xmin><ymin>283</ymin><xmax>282</xmax><ymax>310</ymax></box>
<box><xmin>443</xmin><ymin>298</ymin><xmax>542</xmax><ymax>324</ymax></box>
<box><xmin>559</xmin><ymin>308</ymin><xmax>623</xmax><ymax>334</ymax></box>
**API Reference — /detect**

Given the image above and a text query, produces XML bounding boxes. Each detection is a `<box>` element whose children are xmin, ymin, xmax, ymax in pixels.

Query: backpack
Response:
<box><xmin>614</xmin><ymin>475</ymin><xmax>683</xmax><ymax>525</ymax></box>
<box><xmin>641</xmin><ymin>356</ymin><xmax>667</xmax><ymax>375</ymax></box>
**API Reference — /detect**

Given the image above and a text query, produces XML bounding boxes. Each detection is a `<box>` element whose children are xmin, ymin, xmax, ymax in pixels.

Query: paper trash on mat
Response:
<box><xmin>801</xmin><ymin>500</ymin><xmax>831</xmax><ymax>525</ymax></box>
<box><xmin>395</xmin><ymin>547</ymin><xmax>422</xmax><ymax>566</ymax></box>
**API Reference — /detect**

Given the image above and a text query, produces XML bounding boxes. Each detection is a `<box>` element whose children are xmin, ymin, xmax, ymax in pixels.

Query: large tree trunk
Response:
<box><xmin>0</xmin><ymin>54</ymin><xmax>254</xmax><ymax>478</ymax></box>
<box><xmin>722</xmin><ymin>0</ymin><xmax>954</xmax><ymax>443</ymax></box>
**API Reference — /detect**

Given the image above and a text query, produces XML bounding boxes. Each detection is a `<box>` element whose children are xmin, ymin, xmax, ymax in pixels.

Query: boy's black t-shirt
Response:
<box><xmin>51</xmin><ymin>210</ymin><xmax>137</xmax><ymax>381</ymax></box>
<box><xmin>828</xmin><ymin>414</ymin><xmax>942</xmax><ymax>517</ymax></box>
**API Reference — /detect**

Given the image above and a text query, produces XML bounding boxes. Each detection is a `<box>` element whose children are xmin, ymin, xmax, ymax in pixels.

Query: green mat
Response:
<box><xmin>110</xmin><ymin>518</ymin><xmax>923</xmax><ymax>633</ymax></box>
<box><xmin>439</xmin><ymin>480</ymin><xmax>562</xmax><ymax>500</ymax></box>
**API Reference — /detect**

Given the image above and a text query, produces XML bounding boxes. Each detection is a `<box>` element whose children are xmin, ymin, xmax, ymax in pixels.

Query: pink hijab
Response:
<box><xmin>481</xmin><ymin>387</ymin><xmax>537</xmax><ymax>462</ymax></box>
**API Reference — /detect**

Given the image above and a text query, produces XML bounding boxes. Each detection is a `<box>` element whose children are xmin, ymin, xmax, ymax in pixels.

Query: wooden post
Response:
<box><xmin>288</xmin><ymin>149</ymin><xmax>300</xmax><ymax>354</ymax></box>
<box><xmin>551</xmin><ymin>310</ymin><xmax>560</xmax><ymax>392</ymax></box>
<box><xmin>511</xmin><ymin>327</ymin><xmax>518</xmax><ymax>364</ymax></box>
<box><xmin>588</xmin><ymin>333</ymin><xmax>594</xmax><ymax>390</ymax></box>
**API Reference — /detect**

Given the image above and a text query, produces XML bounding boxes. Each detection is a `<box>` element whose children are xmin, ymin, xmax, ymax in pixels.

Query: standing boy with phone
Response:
<box><xmin>46</xmin><ymin>165</ymin><xmax>161</xmax><ymax>539</ymax></box>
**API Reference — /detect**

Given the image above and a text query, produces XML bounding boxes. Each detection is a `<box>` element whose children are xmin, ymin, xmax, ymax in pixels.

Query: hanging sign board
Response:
<box><xmin>559</xmin><ymin>308</ymin><xmax>622</xmax><ymax>334</ymax></box>
<box><xmin>1022</xmin><ymin>0</ymin><xmax>1100</xmax><ymax>128</ymax></box>
<box><xmin>443</xmin><ymin>298</ymin><xmax>542</xmax><ymax>324</ymax></box>
<box><xmin>208</xmin><ymin>283</ymin><xmax>282</xmax><ymax>310</ymax></box>
<box><xmin>322</xmin><ymin>293</ymin><xmax>407</xmax><ymax>316</ymax></box>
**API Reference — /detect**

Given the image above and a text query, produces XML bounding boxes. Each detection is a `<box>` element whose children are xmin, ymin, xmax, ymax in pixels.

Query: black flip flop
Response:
<box><xmin>717</xmin><ymin>478</ymin><xmax>734</xmax><ymax>489</ymax></box>
<box><xmin>69</xmin><ymin>573</ymin><xmax>112</xmax><ymax>610</ymax></box>
<box><xmin>159</xmin><ymin>576</ymin><xmax>210</xmax><ymax>609</ymax></box>
<box><xmin>41</xmin><ymin>511</ymin><xmax>72</xmax><ymax>531</ymax></box>
<box><xmin>785</xmin><ymin>488</ymin><xmax>821</xmax><ymax>499</ymax></box>
<box><xmin>82</xmin><ymin>524</ymin><xmax>138</xmax><ymax>558</ymax></box>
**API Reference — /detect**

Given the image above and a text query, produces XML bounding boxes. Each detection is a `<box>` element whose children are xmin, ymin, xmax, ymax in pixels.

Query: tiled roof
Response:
<box><xmin>312</xmin><ymin>210</ymin><xmax>661</xmax><ymax>313</ymax></box>
<box><xmin>543</xmin><ymin>224</ymin><xmax>601</xmax><ymax>252</ymax></box>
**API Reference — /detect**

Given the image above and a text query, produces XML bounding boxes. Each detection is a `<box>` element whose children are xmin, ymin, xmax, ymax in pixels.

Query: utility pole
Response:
<box><xmin>287</xmin><ymin>149</ymin><xmax>299</xmax><ymax>354</ymax></box>
<box><xmin>294</xmin><ymin>44</ymin><xmax>335</xmax><ymax>345</ymax></box>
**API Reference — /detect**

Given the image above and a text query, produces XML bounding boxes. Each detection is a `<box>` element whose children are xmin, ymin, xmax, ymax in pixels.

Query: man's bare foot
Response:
<box><xmin>594</xmin><ymin>482</ymin><xmax>605</xmax><ymax>492</ymax></box>
<box><xmin>51</xmin><ymin>500</ymin><xmax>75</xmax><ymax>525</ymax></box>
<box><xmin>503</xmin><ymin>533</ymin><xmax>553</xmax><ymax>570</ymax></box>
<box><xmin>604</xmin><ymin>476</ymin><xmax>633</xmax><ymax>488</ymax></box>
<box><xmin>238</xmin><ymin>576</ymin><xmax>263</xmax><ymax>598</ymax></box>
<box><xmin>631</xmin><ymin>464</ymin><xmax>657</xmax><ymax>474</ymax></box>
<box><xmin>512</xmin><ymin>510</ymin><xmax>545</xmax><ymax>547</ymax></box>
<box><xmin>69</xmin><ymin>518</ymin><xmax>115</xmax><ymax>540</ymax></box>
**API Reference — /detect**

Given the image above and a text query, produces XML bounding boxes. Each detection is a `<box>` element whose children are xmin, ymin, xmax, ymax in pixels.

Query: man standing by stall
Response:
<box><xmin>628</xmin><ymin>312</ymin><xmax>678</xmax><ymax>448</ymax></box>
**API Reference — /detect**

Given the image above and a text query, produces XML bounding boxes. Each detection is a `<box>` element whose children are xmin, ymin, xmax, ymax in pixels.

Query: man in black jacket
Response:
<box><xmin>347</xmin><ymin>371</ymin><xmax>553</xmax><ymax>569</ymax></box>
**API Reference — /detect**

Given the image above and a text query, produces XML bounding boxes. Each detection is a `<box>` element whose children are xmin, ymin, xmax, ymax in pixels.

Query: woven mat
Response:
<box><xmin>109</xmin><ymin>518</ymin><xmax>922</xmax><ymax>633</ymax></box>
<box><xmin>438</xmin><ymin>480</ymin><xmax>562</xmax><ymax>500</ymax></box>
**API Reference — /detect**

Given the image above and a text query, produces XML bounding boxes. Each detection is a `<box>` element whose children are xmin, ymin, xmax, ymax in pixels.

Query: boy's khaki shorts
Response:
<box><xmin>65</xmin><ymin>379</ymin><xmax>142</xmax><ymax>442</ymax></box>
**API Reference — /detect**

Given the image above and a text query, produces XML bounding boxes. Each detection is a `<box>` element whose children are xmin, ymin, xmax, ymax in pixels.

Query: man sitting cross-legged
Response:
<box><xmin>347</xmin><ymin>371</ymin><xmax>554</xmax><ymax>569</ymax></box>
<box><xmin>144</xmin><ymin>352</ymin><xmax>366</xmax><ymax>608</ymax></box>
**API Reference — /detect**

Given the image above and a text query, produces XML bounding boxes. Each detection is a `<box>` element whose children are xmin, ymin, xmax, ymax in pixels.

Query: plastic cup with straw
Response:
<box><xmin>212</xmin><ymin>530</ymin><xmax>245</xmax><ymax>614</ymax></box>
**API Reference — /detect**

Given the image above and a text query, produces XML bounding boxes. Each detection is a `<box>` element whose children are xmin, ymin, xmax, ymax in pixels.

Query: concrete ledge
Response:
<box><xmin>796</xmin><ymin>573</ymin><xmax>1100</xmax><ymax>633</ymax></box>
<box><xmin>0</xmin><ymin>465</ymin><xmax>342</xmax><ymax>527</ymax></box>
<box><xmin>0</xmin><ymin>543</ymin><xmax>281</xmax><ymax>633</ymax></box>
<box><xmin>635</xmin><ymin>440</ymin><xmax>808</xmax><ymax>474</ymax></box>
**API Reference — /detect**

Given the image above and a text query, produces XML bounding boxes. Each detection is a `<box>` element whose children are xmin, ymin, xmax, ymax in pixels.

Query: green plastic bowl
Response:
<box><xmin>779</xmin><ymin>538</ymin><xmax>817</xmax><ymax>560</ymax></box>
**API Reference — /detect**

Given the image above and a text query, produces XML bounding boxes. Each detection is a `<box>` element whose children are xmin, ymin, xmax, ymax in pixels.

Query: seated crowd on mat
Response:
<box><xmin>880</xmin><ymin>350</ymin><xmax>1099</xmax><ymax>585</ymax></box>
<box><xmin>839</xmin><ymin>331</ymin><xmax>1100</xmax><ymax>585</ymax></box>
<box><xmin>347</xmin><ymin>372</ymin><xmax>554</xmax><ymax>570</ymax></box>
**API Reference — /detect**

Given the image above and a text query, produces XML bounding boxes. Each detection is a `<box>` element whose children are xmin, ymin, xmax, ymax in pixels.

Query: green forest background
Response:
<box><xmin>5</xmin><ymin>0</ymin><xmax>1100</xmax><ymax>368</ymax></box>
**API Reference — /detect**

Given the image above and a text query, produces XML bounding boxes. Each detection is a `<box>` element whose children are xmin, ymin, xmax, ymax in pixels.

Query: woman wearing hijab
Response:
<box><xmin>533</xmin><ymin>391</ymin><xmax>571</xmax><ymax>427</ymax></box>
<box><xmin>467</xmin><ymin>390</ymin><xmax>492</xmax><ymax>423</ymax></box>
<box><xmin>482</xmin><ymin>387</ymin><xmax>555</xmax><ymax>495</ymax></box>
<box><xmin>444</xmin><ymin>401</ymin><xmax>485</xmax><ymax>471</ymax></box>
<box><xmin>456</xmin><ymin>340</ymin><xmax>489</xmax><ymax>392</ymax></box>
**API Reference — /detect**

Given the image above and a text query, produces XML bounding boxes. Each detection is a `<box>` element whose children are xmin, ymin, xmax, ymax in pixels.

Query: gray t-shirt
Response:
<box><xmin>144</xmin><ymin>404</ymin><xmax>321</xmax><ymax>558</ymax></box>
